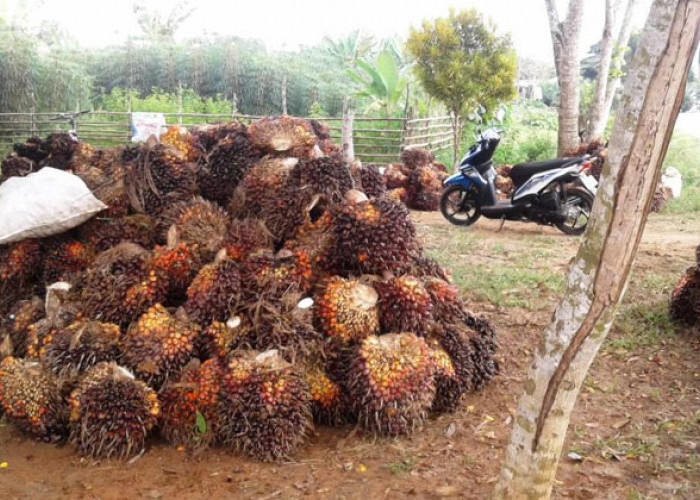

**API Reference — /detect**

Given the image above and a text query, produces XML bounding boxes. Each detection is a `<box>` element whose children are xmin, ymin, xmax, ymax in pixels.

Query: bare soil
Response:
<box><xmin>2</xmin><ymin>213</ymin><xmax>700</xmax><ymax>500</ymax></box>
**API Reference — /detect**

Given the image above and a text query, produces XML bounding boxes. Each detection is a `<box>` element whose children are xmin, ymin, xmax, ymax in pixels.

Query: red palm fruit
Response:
<box><xmin>159</xmin><ymin>358</ymin><xmax>224</xmax><ymax>449</ymax></box>
<box><xmin>196</xmin><ymin>315</ymin><xmax>252</xmax><ymax>360</ymax></box>
<box><xmin>240</xmin><ymin>249</ymin><xmax>313</xmax><ymax>302</ymax></box>
<box><xmin>313</xmin><ymin>276</ymin><xmax>380</xmax><ymax>342</ymax></box>
<box><xmin>0</xmin><ymin>239</ymin><xmax>42</xmax><ymax>308</ymax></box>
<box><xmin>218</xmin><ymin>350</ymin><xmax>313</xmax><ymax>461</ymax></box>
<box><xmin>228</xmin><ymin>157</ymin><xmax>298</xmax><ymax>218</ymax></box>
<box><xmin>304</xmin><ymin>363</ymin><xmax>350</xmax><ymax>425</ymax></box>
<box><xmin>223</xmin><ymin>218</ymin><xmax>274</xmax><ymax>262</ymax></box>
<box><xmin>248</xmin><ymin>116</ymin><xmax>317</xmax><ymax>157</ymax></box>
<box><xmin>424</xmin><ymin>278</ymin><xmax>465</xmax><ymax>324</ymax></box>
<box><xmin>160</xmin><ymin>125</ymin><xmax>200</xmax><ymax>163</ymax></box>
<box><xmin>383</xmin><ymin>163</ymin><xmax>409</xmax><ymax>189</ymax></box>
<box><xmin>41</xmin><ymin>236</ymin><xmax>95</xmax><ymax>284</ymax></box>
<box><xmin>347</xmin><ymin>333</ymin><xmax>435</xmax><ymax>436</ymax></box>
<box><xmin>410</xmin><ymin>254</ymin><xmax>452</xmax><ymax>282</ymax></box>
<box><xmin>121</xmin><ymin>305</ymin><xmax>199</xmax><ymax>388</ymax></box>
<box><xmin>68</xmin><ymin>362</ymin><xmax>160</xmax><ymax>459</ymax></box>
<box><xmin>150</xmin><ymin>233</ymin><xmax>202</xmax><ymax>302</ymax></box>
<box><xmin>400</xmin><ymin>148</ymin><xmax>435</xmax><ymax>170</ymax></box>
<box><xmin>0</xmin><ymin>357</ymin><xmax>67</xmax><ymax>440</ymax></box>
<box><xmin>78</xmin><ymin>214</ymin><xmax>157</xmax><ymax>253</ymax></box>
<box><xmin>376</xmin><ymin>276</ymin><xmax>434</xmax><ymax>335</ymax></box>
<box><xmin>184</xmin><ymin>252</ymin><xmax>242</xmax><ymax>325</ymax></box>
<box><xmin>0</xmin><ymin>297</ymin><xmax>44</xmax><ymax>358</ymax></box>
<box><xmin>406</xmin><ymin>165</ymin><xmax>442</xmax><ymax>211</ymax></box>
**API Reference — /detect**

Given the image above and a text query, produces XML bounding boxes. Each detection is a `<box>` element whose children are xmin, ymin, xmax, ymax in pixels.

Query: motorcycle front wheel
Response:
<box><xmin>440</xmin><ymin>185</ymin><xmax>481</xmax><ymax>226</ymax></box>
<box><xmin>555</xmin><ymin>187</ymin><xmax>594</xmax><ymax>235</ymax></box>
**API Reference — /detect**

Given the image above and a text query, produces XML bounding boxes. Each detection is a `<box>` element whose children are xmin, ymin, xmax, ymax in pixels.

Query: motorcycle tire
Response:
<box><xmin>555</xmin><ymin>187</ymin><xmax>594</xmax><ymax>236</ymax></box>
<box><xmin>440</xmin><ymin>185</ymin><xmax>481</xmax><ymax>226</ymax></box>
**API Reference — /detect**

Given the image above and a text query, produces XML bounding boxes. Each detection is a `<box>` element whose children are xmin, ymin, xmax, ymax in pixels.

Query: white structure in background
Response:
<box><xmin>516</xmin><ymin>80</ymin><xmax>543</xmax><ymax>101</ymax></box>
<box><xmin>130</xmin><ymin>112</ymin><xmax>166</xmax><ymax>142</ymax></box>
<box><xmin>662</xmin><ymin>167</ymin><xmax>682</xmax><ymax>198</ymax></box>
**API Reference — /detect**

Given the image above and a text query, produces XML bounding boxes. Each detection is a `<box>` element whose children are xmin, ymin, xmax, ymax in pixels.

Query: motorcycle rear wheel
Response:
<box><xmin>440</xmin><ymin>185</ymin><xmax>481</xmax><ymax>226</ymax></box>
<box><xmin>555</xmin><ymin>187</ymin><xmax>594</xmax><ymax>235</ymax></box>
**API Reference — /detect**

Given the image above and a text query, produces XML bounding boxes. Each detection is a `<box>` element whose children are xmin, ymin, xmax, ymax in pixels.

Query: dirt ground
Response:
<box><xmin>2</xmin><ymin>212</ymin><xmax>700</xmax><ymax>500</ymax></box>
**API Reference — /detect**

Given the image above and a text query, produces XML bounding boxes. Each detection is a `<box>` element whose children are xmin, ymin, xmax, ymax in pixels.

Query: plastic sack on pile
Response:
<box><xmin>0</xmin><ymin>167</ymin><xmax>106</xmax><ymax>244</ymax></box>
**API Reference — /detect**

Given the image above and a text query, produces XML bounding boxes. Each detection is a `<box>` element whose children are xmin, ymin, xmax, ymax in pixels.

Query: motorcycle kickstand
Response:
<box><xmin>498</xmin><ymin>217</ymin><xmax>506</xmax><ymax>232</ymax></box>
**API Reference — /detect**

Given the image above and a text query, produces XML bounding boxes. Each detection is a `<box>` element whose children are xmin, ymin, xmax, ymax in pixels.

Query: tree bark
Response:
<box><xmin>545</xmin><ymin>0</ymin><xmax>585</xmax><ymax>155</ymax></box>
<box><xmin>450</xmin><ymin>111</ymin><xmax>461</xmax><ymax>169</ymax></box>
<box><xmin>494</xmin><ymin>1</ymin><xmax>700</xmax><ymax>499</ymax></box>
<box><xmin>583</xmin><ymin>0</ymin><xmax>617</xmax><ymax>143</ymax></box>
<box><xmin>342</xmin><ymin>99</ymin><xmax>355</xmax><ymax>162</ymax></box>
<box><xmin>589</xmin><ymin>0</ymin><xmax>640</xmax><ymax>142</ymax></box>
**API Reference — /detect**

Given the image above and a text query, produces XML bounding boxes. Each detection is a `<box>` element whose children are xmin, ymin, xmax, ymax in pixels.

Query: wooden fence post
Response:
<box><xmin>30</xmin><ymin>93</ymin><xmax>37</xmax><ymax>136</ymax></box>
<box><xmin>177</xmin><ymin>82</ymin><xmax>183</xmax><ymax>125</ymax></box>
<box><xmin>281</xmin><ymin>75</ymin><xmax>288</xmax><ymax>115</ymax></box>
<box><xmin>342</xmin><ymin>99</ymin><xmax>355</xmax><ymax>163</ymax></box>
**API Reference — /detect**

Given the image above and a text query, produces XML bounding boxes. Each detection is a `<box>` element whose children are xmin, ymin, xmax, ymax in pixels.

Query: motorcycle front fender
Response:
<box><xmin>443</xmin><ymin>169</ymin><xmax>486</xmax><ymax>190</ymax></box>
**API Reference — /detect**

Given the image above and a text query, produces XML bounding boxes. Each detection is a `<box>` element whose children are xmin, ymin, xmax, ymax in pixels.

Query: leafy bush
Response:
<box><xmin>492</xmin><ymin>101</ymin><xmax>557</xmax><ymax>165</ymax></box>
<box><xmin>661</xmin><ymin>133</ymin><xmax>700</xmax><ymax>213</ymax></box>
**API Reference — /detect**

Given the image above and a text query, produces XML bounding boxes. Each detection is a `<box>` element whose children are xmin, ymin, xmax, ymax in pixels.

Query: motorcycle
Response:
<box><xmin>439</xmin><ymin>128</ymin><xmax>598</xmax><ymax>235</ymax></box>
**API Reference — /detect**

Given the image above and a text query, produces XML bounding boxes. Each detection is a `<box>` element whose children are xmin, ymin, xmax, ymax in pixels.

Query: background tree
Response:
<box><xmin>406</xmin><ymin>8</ymin><xmax>516</xmax><ymax>165</ymax></box>
<box><xmin>133</xmin><ymin>1</ymin><xmax>196</xmax><ymax>43</ymax></box>
<box><xmin>346</xmin><ymin>48</ymin><xmax>408</xmax><ymax>117</ymax></box>
<box><xmin>494</xmin><ymin>0</ymin><xmax>700</xmax><ymax>498</ymax></box>
<box><xmin>545</xmin><ymin>0</ymin><xmax>585</xmax><ymax>155</ymax></box>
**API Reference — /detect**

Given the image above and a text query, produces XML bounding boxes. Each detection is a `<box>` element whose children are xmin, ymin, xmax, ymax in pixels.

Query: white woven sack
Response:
<box><xmin>0</xmin><ymin>167</ymin><xmax>107</xmax><ymax>244</ymax></box>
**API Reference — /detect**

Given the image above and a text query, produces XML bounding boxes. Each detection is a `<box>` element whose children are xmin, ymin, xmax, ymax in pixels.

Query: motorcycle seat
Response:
<box><xmin>510</xmin><ymin>156</ymin><xmax>586</xmax><ymax>188</ymax></box>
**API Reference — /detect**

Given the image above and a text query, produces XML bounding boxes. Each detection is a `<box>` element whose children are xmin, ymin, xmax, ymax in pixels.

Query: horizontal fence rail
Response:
<box><xmin>0</xmin><ymin>112</ymin><xmax>454</xmax><ymax>165</ymax></box>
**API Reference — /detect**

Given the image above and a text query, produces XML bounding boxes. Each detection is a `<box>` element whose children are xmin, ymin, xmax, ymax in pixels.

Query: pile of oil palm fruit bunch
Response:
<box><xmin>0</xmin><ymin>116</ymin><xmax>498</xmax><ymax>462</ymax></box>
<box><xmin>382</xmin><ymin>148</ymin><xmax>448</xmax><ymax>211</ymax></box>
<box><xmin>669</xmin><ymin>242</ymin><xmax>700</xmax><ymax>326</ymax></box>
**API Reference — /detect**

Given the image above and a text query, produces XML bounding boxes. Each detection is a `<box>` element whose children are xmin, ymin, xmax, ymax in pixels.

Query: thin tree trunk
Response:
<box><xmin>494</xmin><ymin>2</ymin><xmax>700</xmax><ymax>499</ymax></box>
<box><xmin>545</xmin><ymin>0</ymin><xmax>585</xmax><ymax>155</ymax></box>
<box><xmin>342</xmin><ymin>99</ymin><xmax>355</xmax><ymax>162</ymax></box>
<box><xmin>450</xmin><ymin>111</ymin><xmax>461</xmax><ymax>169</ymax></box>
<box><xmin>281</xmin><ymin>74</ymin><xmax>288</xmax><ymax>115</ymax></box>
<box><xmin>584</xmin><ymin>0</ymin><xmax>617</xmax><ymax>142</ymax></box>
<box><xmin>598</xmin><ymin>0</ymin><xmax>640</xmax><ymax>141</ymax></box>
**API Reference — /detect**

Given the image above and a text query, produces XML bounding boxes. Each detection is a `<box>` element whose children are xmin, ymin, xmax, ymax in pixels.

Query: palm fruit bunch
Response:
<box><xmin>78</xmin><ymin>214</ymin><xmax>156</xmax><ymax>253</ymax></box>
<box><xmin>563</xmin><ymin>140</ymin><xmax>607</xmax><ymax>180</ymax></box>
<box><xmin>196</xmin><ymin>315</ymin><xmax>252</xmax><ymax>360</ymax></box>
<box><xmin>122</xmin><ymin>304</ymin><xmax>199</xmax><ymax>387</ymax></box>
<box><xmin>12</xmin><ymin>136</ymin><xmax>47</xmax><ymax>163</ymax></box>
<box><xmin>669</xmin><ymin>266</ymin><xmax>700</xmax><ymax>325</ymax></box>
<box><xmin>426</xmin><ymin>338</ymin><xmax>463</xmax><ymax>413</ymax></box>
<box><xmin>257</xmin><ymin>180</ymin><xmax>310</xmax><ymax>242</ymax></box>
<box><xmin>0</xmin><ymin>357</ymin><xmax>66</xmax><ymax>440</ymax></box>
<box><xmin>199</xmin><ymin>127</ymin><xmax>261</xmax><ymax>206</ymax></box>
<box><xmin>428</xmin><ymin>326</ymin><xmax>476</xmax><ymax>413</ymax></box>
<box><xmin>461</xmin><ymin>313</ymin><xmax>499</xmax><ymax>391</ymax></box>
<box><xmin>228</xmin><ymin>157</ymin><xmax>298</xmax><ymax>218</ymax></box>
<box><xmin>313</xmin><ymin>277</ymin><xmax>380</xmax><ymax>342</ymax></box>
<box><xmin>223</xmin><ymin>218</ymin><xmax>274</xmax><ymax>262</ymax></box>
<box><xmin>283</xmin><ymin>202</ymin><xmax>335</xmax><ymax>279</ymax></box>
<box><xmin>0</xmin><ymin>154</ymin><xmax>36</xmax><ymax>183</ymax></box>
<box><xmin>410</xmin><ymin>254</ymin><xmax>452</xmax><ymax>282</ymax></box>
<box><xmin>79</xmin><ymin>243</ymin><xmax>166</xmax><ymax>327</ymax></box>
<box><xmin>159</xmin><ymin>358</ymin><xmax>224</xmax><ymax>449</ymax></box>
<box><xmin>495</xmin><ymin>166</ymin><xmax>515</xmax><ymax>197</ymax></box>
<box><xmin>304</xmin><ymin>364</ymin><xmax>349</xmax><ymax>425</ymax></box>
<box><xmin>184</xmin><ymin>253</ymin><xmax>242</xmax><ymax>325</ymax></box>
<box><xmin>74</xmin><ymin>161</ymin><xmax>130</xmax><ymax>218</ymax></box>
<box><xmin>406</xmin><ymin>165</ymin><xmax>443</xmax><ymax>211</ymax></box>
<box><xmin>191</xmin><ymin>122</ymin><xmax>245</xmax><ymax>155</ymax></box>
<box><xmin>346</xmin><ymin>333</ymin><xmax>435</xmax><ymax>436</ymax></box>
<box><xmin>150</xmin><ymin>230</ymin><xmax>202</xmax><ymax>301</ymax></box>
<box><xmin>383</xmin><ymin>163</ymin><xmax>409</xmax><ymax>190</ymax></box>
<box><xmin>40</xmin><ymin>132</ymin><xmax>79</xmax><ymax>170</ymax></box>
<box><xmin>386</xmin><ymin>187</ymin><xmax>408</xmax><ymax>204</ymax></box>
<box><xmin>160</xmin><ymin>126</ymin><xmax>199</xmax><ymax>163</ymax></box>
<box><xmin>218</xmin><ymin>350</ymin><xmax>313</xmax><ymax>461</ymax></box>
<box><xmin>400</xmin><ymin>148</ymin><xmax>435</xmax><ymax>170</ymax></box>
<box><xmin>351</xmin><ymin>163</ymin><xmax>386</xmax><ymax>199</ymax></box>
<box><xmin>309</xmin><ymin>119</ymin><xmax>339</xmax><ymax>156</ymax></box>
<box><xmin>248</xmin><ymin>116</ymin><xmax>317</xmax><ymax>158</ymax></box>
<box><xmin>291</xmin><ymin>155</ymin><xmax>354</xmax><ymax>204</ymax></box>
<box><xmin>239</xmin><ymin>249</ymin><xmax>313</xmax><ymax>302</ymax></box>
<box><xmin>41</xmin><ymin>235</ymin><xmax>94</xmax><ymax>284</ymax></box>
<box><xmin>0</xmin><ymin>239</ymin><xmax>42</xmax><ymax>313</ymax></box>
<box><xmin>424</xmin><ymin>278</ymin><xmax>465</xmax><ymax>324</ymax></box>
<box><xmin>25</xmin><ymin>319</ymin><xmax>58</xmax><ymax>359</ymax></box>
<box><xmin>376</xmin><ymin>276</ymin><xmax>434</xmax><ymax>335</ymax></box>
<box><xmin>43</xmin><ymin>319</ymin><xmax>122</xmax><ymax>376</ymax></box>
<box><xmin>331</xmin><ymin>197</ymin><xmax>419</xmax><ymax>275</ymax></box>
<box><xmin>125</xmin><ymin>142</ymin><xmax>196</xmax><ymax>215</ymax></box>
<box><xmin>68</xmin><ymin>362</ymin><xmax>159</xmax><ymax>459</ymax></box>
<box><xmin>160</xmin><ymin>198</ymin><xmax>228</xmax><ymax>262</ymax></box>
<box><xmin>0</xmin><ymin>297</ymin><xmax>44</xmax><ymax>358</ymax></box>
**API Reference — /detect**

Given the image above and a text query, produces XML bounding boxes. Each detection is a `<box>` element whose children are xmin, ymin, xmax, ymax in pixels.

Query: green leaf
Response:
<box><xmin>195</xmin><ymin>411</ymin><xmax>207</xmax><ymax>435</ymax></box>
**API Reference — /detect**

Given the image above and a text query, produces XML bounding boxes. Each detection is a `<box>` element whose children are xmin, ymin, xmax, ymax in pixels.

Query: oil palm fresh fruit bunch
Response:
<box><xmin>12</xmin><ymin>136</ymin><xmax>47</xmax><ymax>163</ymax></box>
<box><xmin>79</xmin><ymin>243</ymin><xmax>166</xmax><ymax>327</ymax></box>
<box><xmin>228</xmin><ymin>157</ymin><xmax>298</xmax><ymax>218</ymax></box>
<box><xmin>184</xmin><ymin>251</ymin><xmax>242</xmax><ymax>325</ymax></box>
<box><xmin>248</xmin><ymin>116</ymin><xmax>317</xmax><ymax>157</ymax></box>
<box><xmin>424</xmin><ymin>278</ymin><xmax>465</xmax><ymax>324</ymax></box>
<box><xmin>78</xmin><ymin>214</ymin><xmax>157</xmax><ymax>253</ymax></box>
<box><xmin>218</xmin><ymin>349</ymin><xmax>313</xmax><ymax>462</ymax></box>
<box><xmin>121</xmin><ymin>304</ymin><xmax>199</xmax><ymax>388</ymax></box>
<box><xmin>670</xmin><ymin>266</ymin><xmax>700</xmax><ymax>325</ymax></box>
<box><xmin>43</xmin><ymin>319</ymin><xmax>122</xmax><ymax>377</ymax></box>
<box><xmin>385</xmin><ymin>187</ymin><xmax>408</xmax><ymax>204</ymax></box>
<box><xmin>428</xmin><ymin>325</ymin><xmax>477</xmax><ymax>413</ymax></box>
<box><xmin>0</xmin><ymin>297</ymin><xmax>44</xmax><ymax>358</ymax></box>
<box><xmin>160</xmin><ymin>125</ymin><xmax>200</xmax><ymax>163</ymax></box>
<box><xmin>283</xmin><ymin>203</ymin><xmax>335</xmax><ymax>280</ymax></box>
<box><xmin>39</xmin><ymin>132</ymin><xmax>79</xmax><ymax>170</ymax></box>
<box><xmin>383</xmin><ymin>163</ymin><xmax>409</xmax><ymax>190</ymax></box>
<box><xmin>304</xmin><ymin>363</ymin><xmax>350</xmax><ymax>425</ymax></box>
<box><xmin>292</xmin><ymin>155</ymin><xmax>354</xmax><ymax>204</ymax></box>
<box><xmin>0</xmin><ymin>154</ymin><xmax>36</xmax><ymax>183</ymax></box>
<box><xmin>330</xmin><ymin>197</ymin><xmax>419</xmax><ymax>275</ymax></box>
<box><xmin>196</xmin><ymin>315</ymin><xmax>252</xmax><ymax>360</ymax></box>
<box><xmin>308</xmin><ymin>119</ymin><xmax>339</xmax><ymax>155</ymax></box>
<box><xmin>159</xmin><ymin>197</ymin><xmax>228</xmax><ymax>262</ymax></box>
<box><xmin>74</xmin><ymin>162</ymin><xmax>130</xmax><ymax>218</ymax></box>
<box><xmin>351</xmin><ymin>163</ymin><xmax>386</xmax><ymax>199</ymax></box>
<box><xmin>223</xmin><ymin>218</ymin><xmax>274</xmax><ymax>262</ymax></box>
<box><xmin>400</xmin><ymin>148</ymin><xmax>435</xmax><ymax>170</ymax></box>
<box><xmin>239</xmin><ymin>249</ymin><xmax>313</xmax><ymax>302</ymax></box>
<box><xmin>198</xmin><ymin>128</ymin><xmax>261</xmax><ymax>206</ymax></box>
<box><xmin>159</xmin><ymin>358</ymin><xmax>224</xmax><ymax>449</ymax></box>
<box><xmin>41</xmin><ymin>235</ymin><xmax>95</xmax><ymax>284</ymax></box>
<box><xmin>0</xmin><ymin>239</ymin><xmax>42</xmax><ymax>313</ymax></box>
<box><xmin>406</xmin><ymin>166</ymin><xmax>442</xmax><ymax>211</ymax></box>
<box><xmin>459</xmin><ymin>313</ymin><xmax>499</xmax><ymax>391</ymax></box>
<box><xmin>410</xmin><ymin>254</ymin><xmax>452</xmax><ymax>283</ymax></box>
<box><xmin>68</xmin><ymin>362</ymin><xmax>159</xmax><ymax>459</ymax></box>
<box><xmin>313</xmin><ymin>276</ymin><xmax>379</xmax><ymax>342</ymax></box>
<box><xmin>376</xmin><ymin>276</ymin><xmax>434</xmax><ymax>335</ymax></box>
<box><xmin>150</xmin><ymin>229</ymin><xmax>202</xmax><ymax>302</ymax></box>
<box><xmin>426</xmin><ymin>338</ymin><xmax>464</xmax><ymax>413</ymax></box>
<box><xmin>191</xmin><ymin>122</ymin><xmax>245</xmax><ymax>155</ymax></box>
<box><xmin>0</xmin><ymin>357</ymin><xmax>67</xmax><ymax>440</ymax></box>
<box><xmin>346</xmin><ymin>333</ymin><xmax>435</xmax><ymax>436</ymax></box>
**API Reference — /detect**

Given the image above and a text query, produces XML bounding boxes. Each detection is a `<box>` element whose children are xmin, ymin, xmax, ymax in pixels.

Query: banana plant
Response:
<box><xmin>346</xmin><ymin>49</ymin><xmax>409</xmax><ymax>117</ymax></box>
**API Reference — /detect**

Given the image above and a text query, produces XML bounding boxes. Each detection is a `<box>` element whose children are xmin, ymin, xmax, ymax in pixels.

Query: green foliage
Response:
<box><xmin>101</xmin><ymin>88</ymin><xmax>233</xmax><ymax>116</ymax></box>
<box><xmin>661</xmin><ymin>133</ymin><xmax>700</xmax><ymax>213</ymax></box>
<box><xmin>346</xmin><ymin>49</ymin><xmax>408</xmax><ymax>116</ymax></box>
<box><xmin>493</xmin><ymin>101</ymin><xmax>558</xmax><ymax>164</ymax></box>
<box><xmin>406</xmin><ymin>8</ymin><xmax>517</xmax><ymax>119</ymax></box>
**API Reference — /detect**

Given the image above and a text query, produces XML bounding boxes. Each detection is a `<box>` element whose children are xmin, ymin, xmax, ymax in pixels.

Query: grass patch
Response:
<box><xmin>385</xmin><ymin>458</ymin><xmax>415</xmax><ymax>475</ymax></box>
<box><xmin>607</xmin><ymin>302</ymin><xmax>678</xmax><ymax>352</ymax></box>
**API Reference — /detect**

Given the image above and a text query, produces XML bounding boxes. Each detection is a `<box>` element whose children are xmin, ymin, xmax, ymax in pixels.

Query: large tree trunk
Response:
<box><xmin>545</xmin><ymin>0</ymin><xmax>585</xmax><ymax>155</ymax></box>
<box><xmin>583</xmin><ymin>0</ymin><xmax>617</xmax><ymax>143</ymax></box>
<box><xmin>588</xmin><ymin>0</ymin><xmax>640</xmax><ymax>142</ymax></box>
<box><xmin>493</xmin><ymin>1</ymin><xmax>700</xmax><ymax>499</ymax></box>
